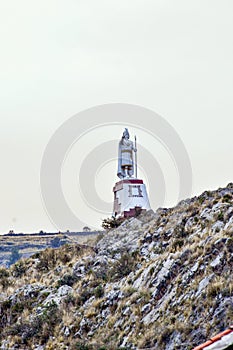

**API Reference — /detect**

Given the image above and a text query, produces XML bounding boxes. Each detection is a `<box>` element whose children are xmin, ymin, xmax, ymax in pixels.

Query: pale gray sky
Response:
<box><xmin>0</xmin><ymin>0</ymin><xmax>232</xmax><ymax>233</ymax></box>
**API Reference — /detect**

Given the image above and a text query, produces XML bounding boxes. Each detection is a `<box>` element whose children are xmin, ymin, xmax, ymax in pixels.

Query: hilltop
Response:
<box><xmin>0</xmin><ymin>183</ymin><xmax>232</xmax><ymax>349</ymax></box>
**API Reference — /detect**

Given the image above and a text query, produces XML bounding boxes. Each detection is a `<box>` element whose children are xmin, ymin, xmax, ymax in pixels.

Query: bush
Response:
<box><xmin>0</xmin><ymin>268</ymin><xmax>11</xmax><ymax>290</ymax></box>
<box><xmin>36</xmin><ymin>248</ymin><xmax>57</xmax><ymax>271</ymax></box>
<box><xmin>57</xmin><ymin>273</ymin><xmax>78</xmax><ymax>287</ymax></box>
<box><xmin>108</xmin><ymin>251</ymin><xmax>137</xmax><ymax>281</ymax></box>
<box><xmin>217</xmin><ymin>212</ymin><xmax>224</xmax><ymax>221</ymax></box>
<box><xmin>12</xmin><ymin>260</ymin><xmax>26</xmax><ymax>277</ymax></box>
<box><xmin>75</xmin><ymin>344</ymin><xmax>90</xmax><ymax>350</ymax></box>
<box><xmin>102</xmin><ymin>217</ymin><xmax>125</xmax><ymax>230</ymax></box>
<box><xmin>0</xmin><ymin>268</ymin><xmax>9</xmax><ymax>278</ymax></box>
<box><xmin>94</xmin><ymin>285</ymin><xmax>104</xmax><ymax>298</ymax></box>
<box><xmin>11</xmin><ymin>301</ymin><xmax>62</xmax><ymax>344</ymax></box>
<box><xmin>171</xmin><ymin>238</ymin><xmax>184</xmax><ymax>251</ymax></box>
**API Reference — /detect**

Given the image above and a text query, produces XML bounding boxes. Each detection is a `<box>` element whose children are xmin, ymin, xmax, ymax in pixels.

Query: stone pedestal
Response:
<box><xmin>113</xmin><ymin>179</ymin><xmax>150</xmax><ymax>218</ymax></box>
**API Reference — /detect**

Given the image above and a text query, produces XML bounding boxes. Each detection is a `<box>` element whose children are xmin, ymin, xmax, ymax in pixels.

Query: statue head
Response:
<box><xmin>122</xmin><ymin>128</ymin><xmax>130</xmax><ymax>140</ymax></box>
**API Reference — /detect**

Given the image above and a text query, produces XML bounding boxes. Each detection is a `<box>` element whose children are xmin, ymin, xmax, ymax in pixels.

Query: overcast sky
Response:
<box><xmin>0</xmin><ymin>0</ymin><xmax>232</xmax><ymax>233</ymax></box>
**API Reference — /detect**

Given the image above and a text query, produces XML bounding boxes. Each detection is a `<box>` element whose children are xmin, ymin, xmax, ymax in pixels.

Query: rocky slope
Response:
<box><xmin>0</xmin><ymin>183</ymin><xmax>232</xmax><ymax>350</ymax></box>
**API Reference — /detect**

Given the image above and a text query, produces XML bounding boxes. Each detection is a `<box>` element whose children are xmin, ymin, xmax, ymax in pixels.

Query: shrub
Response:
<box><xmin>79</xmin><ymin>289</ymin><xmax>92</xmax><ymax>305</ymax></box>
<box><xmin>217</xmin><ymin>212</ymin><xmax>224</xmax><ymax>221</ymax></box>
<box><xmin>74</xmin><ymin>343</ymin><xmax>90</xmax><ymax>350</ymax></box>
<box><xmin>0</xmin><ymin>268</ymin><xmax>11</xmax><ymax>290</ymax></box>
<box><xmin>171</xmin><ymin>238</ymin><xmax>184</xmax><ymax>251</ymax></box>
<box><xmin>24</xmin><ymin>301</ymin><xmax>60</xmax><ymax>343</ymax></box>
<box><xmin>0</xmin><ymin>268</ymin><xmax>9</xmax><ymax>278</ymax></box>
<box><xmin>57</xmin><ymin>273</ymin><xmax>78</xmax><ymax>287</ymax></box>
<box><xmin>223</xmin><ymin>194</ymin><xmax>232</xmax><ymax>202</ymax></box>
<box><xmin>108</xmin><ymin>251</ymin><xmax>136</xmax><ymax>281</ymax></box>
<box><xmin>94</xmin><ymin>285</ymin><xmax>104</xmax><ymax>298</ymax></box>
<box><xmin>199</xmin><ymin>197</ymin><xmax>205</xmax><ymax>204</ymax></box>
<box><xmin>102</xmin><ymin>217</ymin><xmax>125</xmax><ymax>230</ymax></box>
<box><xmin>12</xmin><ymin>260</ymin><xmax>26</xmax><ymax>277</ymax></box>
<box><xmin>59</xmin><ymin>252</ymin><xmax>72</xmax><ymax>264</ymax></box>
<box><xmin>36</xmin><ymin>248</ymin><xmax>57</xmax><ymax>271</ymax></box>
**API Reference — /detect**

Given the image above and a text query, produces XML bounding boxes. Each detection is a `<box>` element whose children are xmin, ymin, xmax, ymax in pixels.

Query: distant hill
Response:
<box><xmin>0</xmin><ymin>183</ymin><xmax>232</xmax><ymax>349</ymax></box>
<box><xmin>0</xmin><ymin>231</ymin><xmax>101</xmax><ymax>268</ymax></box>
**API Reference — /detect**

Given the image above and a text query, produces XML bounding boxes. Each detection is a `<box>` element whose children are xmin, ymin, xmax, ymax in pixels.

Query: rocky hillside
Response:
<box><xmin>0</xmin><ymin>183</ymin><xmax>232</xmax><ymax>350</ymax></box>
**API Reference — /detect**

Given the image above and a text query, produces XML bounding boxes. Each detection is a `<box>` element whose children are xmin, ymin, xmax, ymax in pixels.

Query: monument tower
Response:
<box><xmin>113</xmin><ymin>128</ymin><xmax>150</xmax><ymax>218</ymax></box>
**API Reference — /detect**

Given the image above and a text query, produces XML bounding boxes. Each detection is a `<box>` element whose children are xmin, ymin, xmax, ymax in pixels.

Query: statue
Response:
<box><xmin>117</xmin><ymin>128</ymin><xmax>137</xmax><ymax>179</ymax></box>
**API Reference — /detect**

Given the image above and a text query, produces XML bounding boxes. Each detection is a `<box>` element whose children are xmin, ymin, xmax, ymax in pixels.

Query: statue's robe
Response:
<box><xmin>117</xmin><ymin>139</ymin><xmax>134</xmax><ymax>178</ymax></box>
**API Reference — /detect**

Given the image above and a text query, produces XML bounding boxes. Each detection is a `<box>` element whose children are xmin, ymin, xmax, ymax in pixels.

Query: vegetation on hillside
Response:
<box><xmin>0</xmin><ymin>183</ymin><xmax>232</xmax><ymax>349</ymax></box>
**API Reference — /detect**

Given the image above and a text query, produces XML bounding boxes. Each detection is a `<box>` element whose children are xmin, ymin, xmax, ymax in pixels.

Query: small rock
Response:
<box><xmin>57</xmin><ymin>285</ymin><xmax>73</xmax><ymax>297</ymax></box>
<box><xmin>63</xmin><ymin>326</ymin><xmax>70</xmax><ymax>337</ymax></box>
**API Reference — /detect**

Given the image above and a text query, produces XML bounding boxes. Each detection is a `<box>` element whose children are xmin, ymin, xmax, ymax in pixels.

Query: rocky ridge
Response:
<box><xmin>0</xmin><ymin>184</ymin><xmax>232</xmax><ymax>349</ymax></box>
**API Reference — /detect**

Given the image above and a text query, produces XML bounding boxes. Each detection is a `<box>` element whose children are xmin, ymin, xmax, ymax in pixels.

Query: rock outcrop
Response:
<box><xmin>0</xmin><ymin>183</ymin><xmax>232</xmax><ymax>349</ymax></box>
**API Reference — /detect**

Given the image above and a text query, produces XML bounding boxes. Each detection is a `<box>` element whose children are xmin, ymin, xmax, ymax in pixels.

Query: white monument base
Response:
<box><xmin>113</xmin><ymin>178</ymin><xmax>150</xmax><ymax>218</ymax></box>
